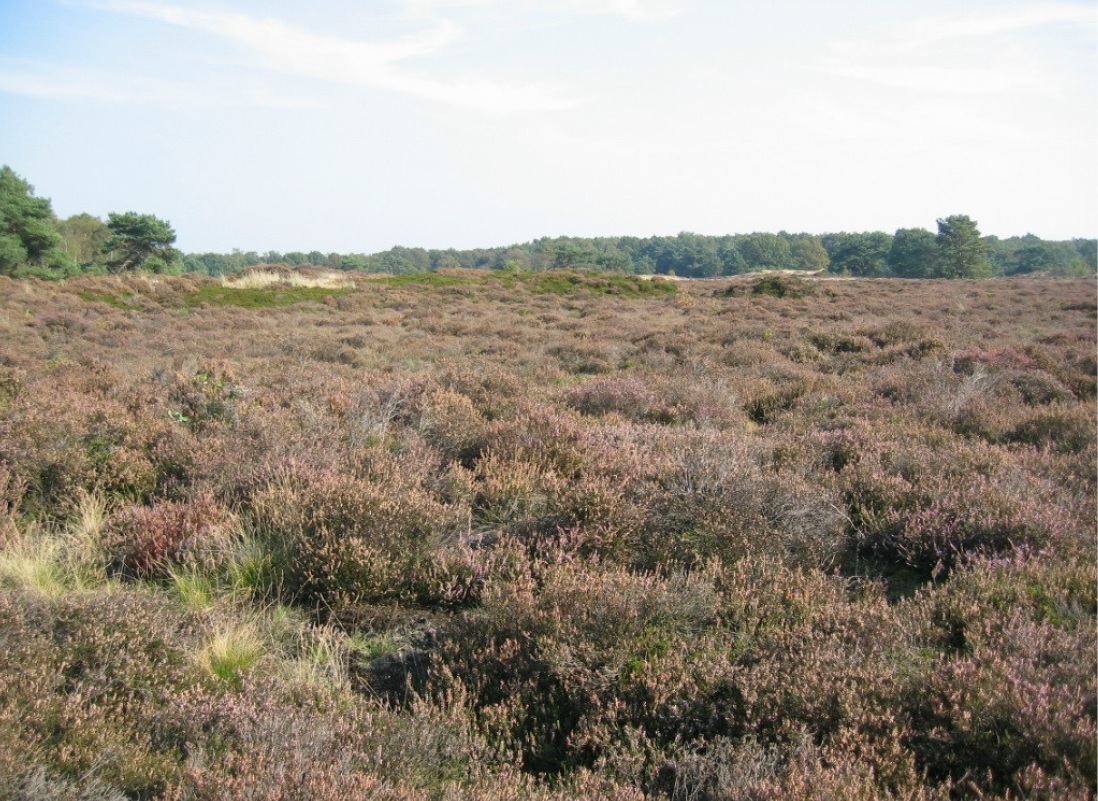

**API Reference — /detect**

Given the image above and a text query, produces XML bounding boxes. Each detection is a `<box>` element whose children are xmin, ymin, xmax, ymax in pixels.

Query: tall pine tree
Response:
<box><xmin>935</xmin><ymin>215</ymin><xmax>992</xmax><ymax>278</ymax></box>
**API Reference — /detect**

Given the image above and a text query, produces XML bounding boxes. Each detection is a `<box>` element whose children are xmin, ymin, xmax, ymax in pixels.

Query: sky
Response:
<box><xmin>0</xmin><ymin>0</ymin><xmax>1095</xmax><ymax>254</ymax></box>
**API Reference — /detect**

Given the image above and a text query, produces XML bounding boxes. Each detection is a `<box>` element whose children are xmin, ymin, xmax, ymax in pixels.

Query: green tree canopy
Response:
<box><xmin>788</xmin><ymin>235</ymin><xmax>830</xmax><ymax>272</ymax></box>
<box><xmin>1073</xmin><ymin>239</ymin><xmax>1097</xmax><ymax>272</ymax></box>
<box><xmin>58</xmin><ymin>213</ymin><xmax>111</xmax><ymax>268</ymax></box>
<box><xmin>736</xmin><ymin>232</ymin><xmax>792</xmax><ymax>271</ymax></box>
<box><xmin>888</xmin><ymin>228</ymin><xmax>938</xmax><ymax>278</ymax></box>
<box><xmin>105</xmin><ymin>211</ymin><xmax>181</xmax><ymax>273</ymax></box>
<box><xmin>821</xmin><ymin>232</ymin><xmax>892</xmax><ymax>276</ymax></box>
<box><xmin>0</xmin><ymin>165</ymin><xmax>69</xmax><ymax>275</ymax></box>
<box><xmin>935</xmin><ymin>215</ymin><xmax>992</xmax><ymax>278</ymax></box>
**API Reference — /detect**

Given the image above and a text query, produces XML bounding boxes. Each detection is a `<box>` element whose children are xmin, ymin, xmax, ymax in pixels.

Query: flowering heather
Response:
<box><xmin>0</xmin><ymin>271</ymin><xmax>1093</xmax><ymax>798</ymax></box>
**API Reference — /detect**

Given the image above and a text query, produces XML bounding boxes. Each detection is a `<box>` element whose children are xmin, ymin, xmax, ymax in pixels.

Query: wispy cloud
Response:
<box><xmin>99</xmin><ymin>0</ymin><xmax>577</xmax><ymax>112</ymax></box>
<box><xmin>557</xmin><ymin>0</ymin><xmax>687</xmax><ymax>23</ymax></box>
<box><xmin>0</xmin><ymin>55</ymin><xmax>325</xmax><ymax>110</ymax></box>
<box><xmin>0</xmin><ymin>61</ymin><xmax>132</xmax><ymax>102</ymax></box>
<box><xmin>896</xmin><ymin>4</ymin><xmax>1097</xmax><ymax>49</ymax></box>
<box><xmin>409</xmin><ymin>0</ymin><xmax>688</xmax><ymax>23</ymax></box>
<box><xmin>826</xmin><ymin>3</ymin><xmax>1097</xmax><ymax>95</ymax></box>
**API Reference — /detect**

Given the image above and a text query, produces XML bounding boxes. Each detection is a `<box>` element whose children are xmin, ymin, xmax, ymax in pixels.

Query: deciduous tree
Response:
<box><xmin>789</xmin><ymin>235</ymin><xmax>830</xmax><ymax>272</ymax></box>
<box><xmin>888</xmin><ymin>228</ymin><xmax>937</xmax><ymax>278</ymax></box>
<box><xmin>821</xmin><ymin>232</ymin><xmax>892</xmax><ymax>276</ymax></box>
<box><xmin>736</xmin><ymin>232</ymin><xmax>792</xmax><ymax>271</ymax></box>
<box><xmin>58</xmin><ymin>213</ymin><xmax>111</xmax><ymax>268</ymax></box>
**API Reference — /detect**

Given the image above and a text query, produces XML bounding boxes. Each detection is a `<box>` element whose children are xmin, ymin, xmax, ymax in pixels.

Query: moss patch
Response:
<box><xmin>494</xmin><ymin>269</ymin><xmax>677</xmax><ymax>298</ymax></box>
<box><xmin>182</xmin><ymin>285</ymin><xmax>353</xmax><ymax>309</ymax></box>
<box><xmin>76</xmin><ymin>290</ymin><xmax>142</xmax><ymax>310</ymax></box>
<box><xmin>378</xmin><ymin>273</ymin><xmax>478</xmax><ymax>289</ymax></box>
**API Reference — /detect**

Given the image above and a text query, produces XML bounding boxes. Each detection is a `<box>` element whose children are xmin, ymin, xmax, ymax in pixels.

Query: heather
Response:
<box><xmin>0</xmin><ymin>270</ymin><xmax>1094</xmax><ymax>799</ymax></box>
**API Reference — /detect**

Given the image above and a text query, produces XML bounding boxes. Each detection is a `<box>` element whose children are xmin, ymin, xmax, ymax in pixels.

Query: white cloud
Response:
<box><xmin>99</xmin><ymin>0</ymin><xmax>577</xmax><ymax>112</ymax></box>
<box><xmin>408</xmin><ymin>0</ymin><xmax>688</xmax><ymax>23</ymax></box>
<box><xmin>898</xmin><ymin>4</ymin><xmax>1097</xmax><ymax>49</ymax></box>
<box><xmin>556</xmin><ymin>0</ymin><xmax>687</xmax><ymax>22</ymax></box>
<box><xmin>826</xmin><ymin>61</ymin><xmax>1046</xmax><ymax>95</ymax></box>
<box><xmin>825</xmin><ymin>3</ymin><xmax>1096</xmax><ymax>96</ymax></box>
<box><xmin>0</xmin><ymin>62</ymin><xmax>132</xmax><ymax>102</ymax></box>
<box><xmin>0</xmin><ymin>55</ymin><xmax>326</xmax><ymax>110</ymax></box>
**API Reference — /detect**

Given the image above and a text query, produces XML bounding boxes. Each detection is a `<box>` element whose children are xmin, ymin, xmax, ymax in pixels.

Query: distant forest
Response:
<box><xmin>189</xmin><ymin>227</ymin><xmax>1097</xmax><ymax>280</ymax></box>
<box><xmin>3</xmin><ymin>165</ymin><xmax>1096</xmax><ymax>280</ymax></box>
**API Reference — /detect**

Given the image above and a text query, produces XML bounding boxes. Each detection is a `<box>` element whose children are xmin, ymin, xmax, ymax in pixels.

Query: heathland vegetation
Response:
<box><xmin>0</xmin><ymin>262</ymin><xmax>1094</xmax><ymax>799</ymax></box>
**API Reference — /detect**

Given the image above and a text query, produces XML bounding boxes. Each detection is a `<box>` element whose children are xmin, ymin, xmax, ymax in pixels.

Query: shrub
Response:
<box><xmin>566</xmin><ymin>375</ymin><xmax>670</xmax><ymax>422</ymax></box>
<box><xmin>1008</xmin><ymin>403</ymin><xmax>1096</xmax><ymax>453</ymax></box>
<box><xmin>908</xmin><ymin>612</ymin><xmax>1097</xmax><ymax>795</ymax></box>
<box><xmin>166</xmin><ymin>365</ymin><xmax>247</xmax><ymax>433</ymax></box>
<box><xmin>415</xmin><ymin>387</ymin><xmax>489</xmax><ymax>464</ymax></box>
<box><xmin>748</xmin><ymin>275</ymin><xmax>813</xmax><ymax>299</ymax></box>
<box><xmin>434</xmin><ymin>560</ymin><xmax>726</xmax><ymax>775</ymax></box>
<box><xmin>0</xmin><ymin>271</ymin><xmax>1094</xmax><ymax>798</ymax></box>
<box><xmin>0</xmin><ymin>589</ymin><xmax>206</xmax><ymax>796</ymax></box>
<box><xmin>107</xmin><ymin>495</ymin><xmax>228</xmax><ymax>580</ymax></box>
<box><xmin>247</xmin><ymin>463</ymin><xmax>477</xmax><ymax>609</ymax></box>
<box><xmin>843</xmin><ymin>436</ymin><xmax>1082</xmax><ymax>576</ymax></box>
<box><xmin>634</xmin><ymin>430</ymin><xmax>845</xmax><ymax>571</ymax></box>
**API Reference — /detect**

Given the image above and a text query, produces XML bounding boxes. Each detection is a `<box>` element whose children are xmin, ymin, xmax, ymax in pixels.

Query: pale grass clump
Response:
<box><xmin>63</xmin><ymin>491</ymin><xmax>113</xmax><ymax>588</ymax></box>
<box><xmin>194</xmin><ymin>601</ymin><xmax>352</xmax><ymax>692</ymax></box>
<box><xmin>198</xmin><ymin>621</ymin><xmax>266</xmax><ymax>688</ymax></box>
<box><xmin>0</xmin><ymin>525</ymin><xmax>66</xmax><ymax>596</ymax></box>
<box><xmin>222</xmin><ymin>269</ymin><xmax>355</xmax><ymax>290</ymax></box>
<box><xmin>0</xmin><ymin>493</ymin><xmax>114</xmax><ymax>595</ymax></box>
<box><xmin>167</xmin><ymin>565</ymin><xmax>217</xmax><ymax>611</ymax></box>
<box><xmin>280</xmin><ymin>624</ymin><xmax>352</xmax><ymax>692</ymax></box>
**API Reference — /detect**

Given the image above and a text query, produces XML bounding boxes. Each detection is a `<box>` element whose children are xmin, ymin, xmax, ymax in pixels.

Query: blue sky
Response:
<box><xmin>1</xmin><ymin>0</ymin><xmax>1095</xmax><ymax>254</ymax></box>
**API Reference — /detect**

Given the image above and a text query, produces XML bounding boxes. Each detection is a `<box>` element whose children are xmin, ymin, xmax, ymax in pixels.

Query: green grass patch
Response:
<box><xmin>494</xmin><ymin>269</ymin><xmax>677</xmax><ymax>298</ymax></box>
<box><xmin>377</xmin><ymin>268</ymin><xmax>676</xmax><ymax>298</ymax></box>
<box><xmin>182</xmin><ymin>284</ymin><xmax>353</xmax><ymax>309</ymax></box>
<box><xmin>77</xmin><ymin>290</ymin><xmax>142</xmax><ymax>310</ymax></box>
<box><xmin>167</xmin><ymin>566</ymin><xmax>216</xmax><ymax>611</ymax></box>
<box><xmin>378</xmin><ymin>272</ymin><xmax>478</xmax><ymax>289</ymax></box>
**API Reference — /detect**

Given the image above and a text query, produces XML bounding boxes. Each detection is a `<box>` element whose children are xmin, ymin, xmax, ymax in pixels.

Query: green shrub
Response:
<box><xmin>749</xmin><ymin>275</ymin><xmax>813</xmax><ymax>298</ymax></box>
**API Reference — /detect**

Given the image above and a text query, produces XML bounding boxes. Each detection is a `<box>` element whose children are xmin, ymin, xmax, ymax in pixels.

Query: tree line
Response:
<box><xmin>3</xmin><ymin>165</ymin><xmax>1095</xmax><ymax>280</ymax></box>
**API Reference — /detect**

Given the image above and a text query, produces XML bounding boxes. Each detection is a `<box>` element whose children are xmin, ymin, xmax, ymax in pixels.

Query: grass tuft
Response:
<box><xmin>0</xmin><ymin>494</ymin><xmax>114</xmax><ymax>595</ymax></box>
<box><xmin>0</xmin><ymin>530</ymin><xmax>65</xmax><ymax>596</ymax></box>
<box><xmin>284</xmin><ymin>625</ymin><xmax>351</xmax><ymax>691</ymax></box>
<box><xmin>167</xmin><ymin>565</ymin><xmax>216</xmax><ymax>610</ymax></box>
<box><xmin>198</xmin><ymin>622</ymin><xmax>265</xmax><ymax>688</ymax></box>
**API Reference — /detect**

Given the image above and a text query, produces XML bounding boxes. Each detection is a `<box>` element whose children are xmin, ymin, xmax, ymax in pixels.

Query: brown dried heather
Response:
<box><xmin>107</xmin><ymin>494</ymin><xmax>229</xmax><ymax>580</ymax></box>
<box><xmin>247</xmin><ymin>452</ymin><xmax>477</xmax><ymax>609</ymax></box>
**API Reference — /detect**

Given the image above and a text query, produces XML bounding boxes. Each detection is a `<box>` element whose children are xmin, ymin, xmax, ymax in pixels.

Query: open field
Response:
<box><xmin>0</xmin><ymin>270</ymin><xmax>1094</xmax><ymax>800</ymax></box>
